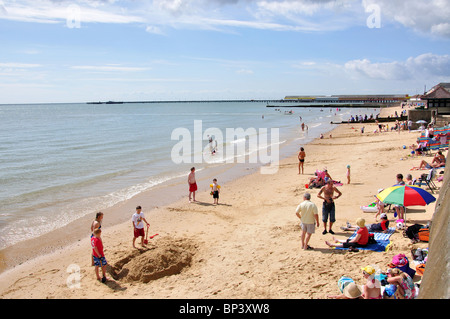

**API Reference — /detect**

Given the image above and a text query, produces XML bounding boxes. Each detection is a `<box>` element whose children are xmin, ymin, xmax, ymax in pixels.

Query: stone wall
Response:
<box><xmin>418</xmin><ymin>154</ymin><xmax>450</xmax><ymax>299</ymax></box>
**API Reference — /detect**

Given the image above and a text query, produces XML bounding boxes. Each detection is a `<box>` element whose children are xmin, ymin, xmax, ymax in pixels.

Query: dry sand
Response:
<box><xmin>0</xmin><ymin>106</ymin><xmax>443</xmax><ymax>299</ymax></box>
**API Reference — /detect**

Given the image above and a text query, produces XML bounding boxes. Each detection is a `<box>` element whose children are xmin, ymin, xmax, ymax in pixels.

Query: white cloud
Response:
<box><xmin>0</xmin><ymin>0</ymin><xmax>144</xmax><ymax>24</ymax></box>
<box><xmin>0</xmin><ymin>62</ymin><xmax>41</xmax><ymax>68</ymax></box>
<box><xmin>344</xmin><ymin>53</ymin><xmax>450</xmax><ymax>80</ymax></box>
<box><xmin>145</xmin><ymin>25</ymin><xmax>165</xmax><ymax>35</ymax></box>
<box><xmin>362</xmin><ymin>0</ymin><xmax>450</xmax><ymax>38</ymax></box>
<box><xmin>71</xmin><ymin>65</ymin><xmax>150</xmax><ymax>72</ymax></box>
<box><xmin>236</xmin><ymin>69</ymin><xmax>254</xmax><ymax>74</ymax></box>
<box><xmin>2</xmin><ymin>0</ymin><xmax>450</xmax><ymax>38</ymax></box>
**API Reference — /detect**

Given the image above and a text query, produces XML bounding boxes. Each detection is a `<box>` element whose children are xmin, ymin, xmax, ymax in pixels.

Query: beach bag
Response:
<box><xmin>418</xmin><ymin>227</ymin><xmax>430</xmax><ymax>242</ymax></box>
<box><xmin>415</xmin><ymin>264</ymin><xmax>426</xmax><ymax>277</ymax></box>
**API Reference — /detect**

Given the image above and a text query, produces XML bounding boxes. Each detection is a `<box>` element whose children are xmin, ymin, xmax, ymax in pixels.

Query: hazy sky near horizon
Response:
<box><xmin>1</xmin><ymin>0</ymin><xmax>450</xmax><ymax>103</ymax></box>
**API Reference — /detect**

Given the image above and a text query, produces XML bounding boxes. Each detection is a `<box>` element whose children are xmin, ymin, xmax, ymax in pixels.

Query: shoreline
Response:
<box><xmin>0</xmin><ymin>120</ymin><xmax>336</xmax><ymax>274</ymax></box>
<box><xmin>2</xmin><ymin>104</ymin><xmax>442</xmax><ymax>299</ymax></box>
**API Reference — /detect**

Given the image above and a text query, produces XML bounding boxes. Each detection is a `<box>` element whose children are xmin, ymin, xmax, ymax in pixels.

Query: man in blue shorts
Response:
<box><xmin>318</xmin><ymin>179</ymin><xmax>342</xmax><ymax>235</ymax></box>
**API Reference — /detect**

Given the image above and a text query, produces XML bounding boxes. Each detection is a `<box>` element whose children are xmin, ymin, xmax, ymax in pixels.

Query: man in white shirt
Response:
<box><xmin>295</xmin><ymin>193</ymin><xmax>319</xmax><ymax>250</ymax></box>
<box><xmin>132</xmin><ymin>205</ymin><xmax>150</xmax><ymax>248</ymax></box>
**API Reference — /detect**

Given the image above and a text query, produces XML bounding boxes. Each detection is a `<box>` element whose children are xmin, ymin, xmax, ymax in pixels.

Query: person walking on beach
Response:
<box><xmin>295</xmin><ymin>193</ymin><xmax>319</xmax><ymax>250</ymax></box>
<box><xmin>132</xmin><ymin>205</ymin><xmax>150</xmax><ymax>248</ymax></box>
<box><xmin>188</xmin><ymin>167</ymin><xmax>197</xmax><ymax>202</ymax></box>
<box><xmin>91</xmin><ymin>228</ymin><xmax>108</xmax><ymax>283</ymax></box>
<box><xmin>318</xmin><ymin>180</ymin><xmax>342</xmax><ymax>235</ymax></box>
<box><xmin>298</xmin><ymin>147</ymin><xmax>306</xmax><ymax>174</ymax></box>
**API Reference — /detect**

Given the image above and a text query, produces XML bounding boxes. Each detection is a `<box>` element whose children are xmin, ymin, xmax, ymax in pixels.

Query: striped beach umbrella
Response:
<box><xmin>376</xmin><ymin>185</ymin><xmax>436</xmax><ymax>207</ymax></box>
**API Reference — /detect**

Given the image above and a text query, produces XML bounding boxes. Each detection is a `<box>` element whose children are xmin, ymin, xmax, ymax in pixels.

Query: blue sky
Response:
<box><xmin>0</xmin><ymin>0</ymin><xmax>450</xmax><ymax>103</ymax></box>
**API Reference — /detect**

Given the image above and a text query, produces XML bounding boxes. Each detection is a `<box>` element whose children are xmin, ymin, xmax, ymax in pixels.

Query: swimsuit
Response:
<box><xmin>189</xmin><ymin>182</ymin><xmax>198</xmax><ymax>192</ymax></box>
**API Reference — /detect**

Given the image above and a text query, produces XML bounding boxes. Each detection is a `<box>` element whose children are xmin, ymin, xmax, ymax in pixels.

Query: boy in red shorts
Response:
<box><xmin>132</xmin><ymin>205</ymin><xmax>150</xmax><ymax>248</ymax></box>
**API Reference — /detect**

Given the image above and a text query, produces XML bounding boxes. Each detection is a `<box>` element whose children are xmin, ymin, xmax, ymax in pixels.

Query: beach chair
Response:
<box><xmin>415</xmin><ymin>137</ymin><xmax>431</xmax><ymax>156</ymax></box>
<box><xmin>414</xmin><ymin>169</ymin><xmax>437</xmax><ymax>193</ymax></box>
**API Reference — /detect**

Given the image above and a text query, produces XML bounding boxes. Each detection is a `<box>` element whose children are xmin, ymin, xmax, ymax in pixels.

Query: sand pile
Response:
<box><xmin>108</xmin><ymin>238</ymin><xmax>197</xmax><ymax>283</ymax></box>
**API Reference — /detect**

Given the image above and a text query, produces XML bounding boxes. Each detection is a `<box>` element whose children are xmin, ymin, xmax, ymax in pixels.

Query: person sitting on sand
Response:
<box><xmin>386</xmin><ymin>268</ymin><xmax>417</xmax><ymax>299</ymax></box>
<box><xmin>412</xmin><ymin>151</ymin><xmax>446</xmax><ymax>170</ymax></box>
<box><xmin>308</xmin><ymin>172</ymin><xmax>325</xmax><ymax>189</ymax></box>
<box><xmin>341</xmin><ymin>213</ymin><xmax>390</xmax><ymax>233</ymax></box>
<box><xmin>325</xmin><ymin>218</ymin><xmax>368</xmax><ymax>251</ymax></box>
<box><xmin>361</xmin><ymin>266</ymin><xmax>382</xmax><ymax>299</ymax></box>
<box><xmin>328</xmin><ymin>282</ymin><xmax>363</xmax><ymax>299</ymax></box>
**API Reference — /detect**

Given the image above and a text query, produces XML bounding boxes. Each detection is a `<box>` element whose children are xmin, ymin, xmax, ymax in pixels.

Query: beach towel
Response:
<box><xmin>335</xmin><ymin>227</ymin><xmax>396</xmax><ymax>252</ymax></box>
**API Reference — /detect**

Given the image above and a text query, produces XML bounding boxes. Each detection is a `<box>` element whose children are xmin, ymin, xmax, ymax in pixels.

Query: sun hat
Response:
<box><xmin>338</xmin><ymin>276</ymin><xmax>354</xmax><ymax>293</ymax></box>
<box><xmin>356</xmin><ymin>218</ymin><xmax>365</xmax><ymax>227</ymax></box>
<box><xmin>361</xmin><ymin>265</ymin><xmax>376</xmax><ymax>275</ymax></box>
<box><xmin>343</xmin><ymin>282</ymin><xmax>362</xmax><ymax>299</ymax></box>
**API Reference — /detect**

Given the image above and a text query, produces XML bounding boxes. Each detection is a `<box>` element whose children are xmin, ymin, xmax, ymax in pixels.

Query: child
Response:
<box><xmin>91</xmin><ymin>228</ymin><xmax>107</xmax><ymax>283</ymax></box>
<box><xmin>132</xmin><ymin>205</ymin><xmax>150</xmax><ymax>248</ymax></box>
<box><xmin>341</xmin><ymin>213</ymin><xmax>390</xmax><ymax>233</ymax></box>
<box><xmin>346</xmin><ymin>165</ymin><xmax>351</xmax><ymax>184</ymax></box>
<box><xmin>210</xmin><ymin>178</ymin><xmax>221</xmax><ymax>205</ymax></box>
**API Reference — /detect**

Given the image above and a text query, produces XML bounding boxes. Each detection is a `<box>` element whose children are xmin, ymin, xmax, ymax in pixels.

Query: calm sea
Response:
<box><xmin>0</xmin><ymin>101</ymin><xmax>377</xmax><ymax>249</ymax></box>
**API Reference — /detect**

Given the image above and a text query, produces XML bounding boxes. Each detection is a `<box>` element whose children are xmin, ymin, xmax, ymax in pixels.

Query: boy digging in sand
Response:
<box><xmin>132</xmin><ymin>205</ymin><xmax>150</xmax><ymax>248</ymax></box>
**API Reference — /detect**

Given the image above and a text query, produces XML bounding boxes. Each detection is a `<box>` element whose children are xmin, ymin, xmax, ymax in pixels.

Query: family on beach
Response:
<box><xmin>86</xmin><ymin>121</ymin><xmax>444</xmax><ymax>300</ymax></box>
<box><xmin>89</xmin><ymin>167</ymin><xmax>221</xmax><ymax>283</ymax></box>
<box><xmin>294</xmin><ymin>126</ymin><xmax>446</xmax><ymax>299</ymax></box>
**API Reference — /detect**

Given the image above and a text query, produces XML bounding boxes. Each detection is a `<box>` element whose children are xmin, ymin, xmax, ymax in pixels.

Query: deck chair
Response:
<box><xmin>414</xmin><ymin>169</ymin><xmax>437</xmax><ymax>193</ymax></box>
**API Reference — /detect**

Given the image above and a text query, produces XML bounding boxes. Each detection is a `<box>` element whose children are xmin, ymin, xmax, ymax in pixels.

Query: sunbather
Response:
<box><xmin>411</xmin><ymin>151</ymin><xmax>446</xmax><ymax>170</ymax></box>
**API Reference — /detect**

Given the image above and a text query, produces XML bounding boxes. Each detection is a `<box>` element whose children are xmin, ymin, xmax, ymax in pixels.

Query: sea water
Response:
<box><xmin>0</xmin><ymin>101</ymin><xmax>378</xmax><ymax>249</ymax></box>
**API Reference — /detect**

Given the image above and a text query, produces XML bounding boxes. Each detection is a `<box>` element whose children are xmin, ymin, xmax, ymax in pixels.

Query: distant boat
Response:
<box><xmin>105</xmin><ymin>101</ymin><xmax>123</xmax><ymax>104</ymax></box>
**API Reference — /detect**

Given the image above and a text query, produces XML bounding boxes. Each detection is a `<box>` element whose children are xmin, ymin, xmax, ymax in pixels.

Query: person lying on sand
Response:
<box><xmin>411</xmin><ymin>151</ymin><xmax>446</xmax><ymax>170</ymax></box>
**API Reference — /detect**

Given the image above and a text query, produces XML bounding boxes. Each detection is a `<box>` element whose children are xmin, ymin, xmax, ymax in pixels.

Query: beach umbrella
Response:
<box><xmin>416</xmin><ymin>120</ymin><xmax>427</xmax><ymax>124</ymax></box>
<box><xmin>376</xmin><ymin>185</ymin><xmax>436</xmax><ymax>207</ymax></box>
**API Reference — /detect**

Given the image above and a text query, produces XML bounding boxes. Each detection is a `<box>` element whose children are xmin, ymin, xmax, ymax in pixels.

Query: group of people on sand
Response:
<box><xmin>295</xmin><ymin>176</ymin><xmax>343</xmax><ymax>250</ymax></box>
<box><xmin>88</xmin><ymin>166</ymin><xmax>223</xmax><ymax>283</ymax></box>
<box><xmin>328</xmin><ymin>262</ymin><xmax>417</xmax><ymax>299</ymax></box>
<box><xmin>89</xmin><ymin>204</ymin><xmax>159</xmax><ymax>283</ymax></box>
<box><xmin>295</xmin><ymin>189</ymin><xmax>420</xmax><ymax>299</ymax></box>
<box><xmin>188</xmin><ymin>167</ymin><xmax>221</xmax><ymax>205</ymax></box>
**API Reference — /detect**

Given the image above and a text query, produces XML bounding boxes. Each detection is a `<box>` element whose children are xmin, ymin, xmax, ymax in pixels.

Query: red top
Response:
<box><xmin>91</xmin><ymin>236</ymin><xmax>104</xmax><ymax>258</ymax></box>
<box><xmin>357</xmin><ymin>227</ymin><xmax>369</xmax><ymax>245</ymax></box>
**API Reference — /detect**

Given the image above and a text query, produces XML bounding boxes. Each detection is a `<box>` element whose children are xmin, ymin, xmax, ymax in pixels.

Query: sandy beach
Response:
<box><xmin>0</xmin><ymin>105</ymin><xmax>443</xmax><ymax>299</ymax></box>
